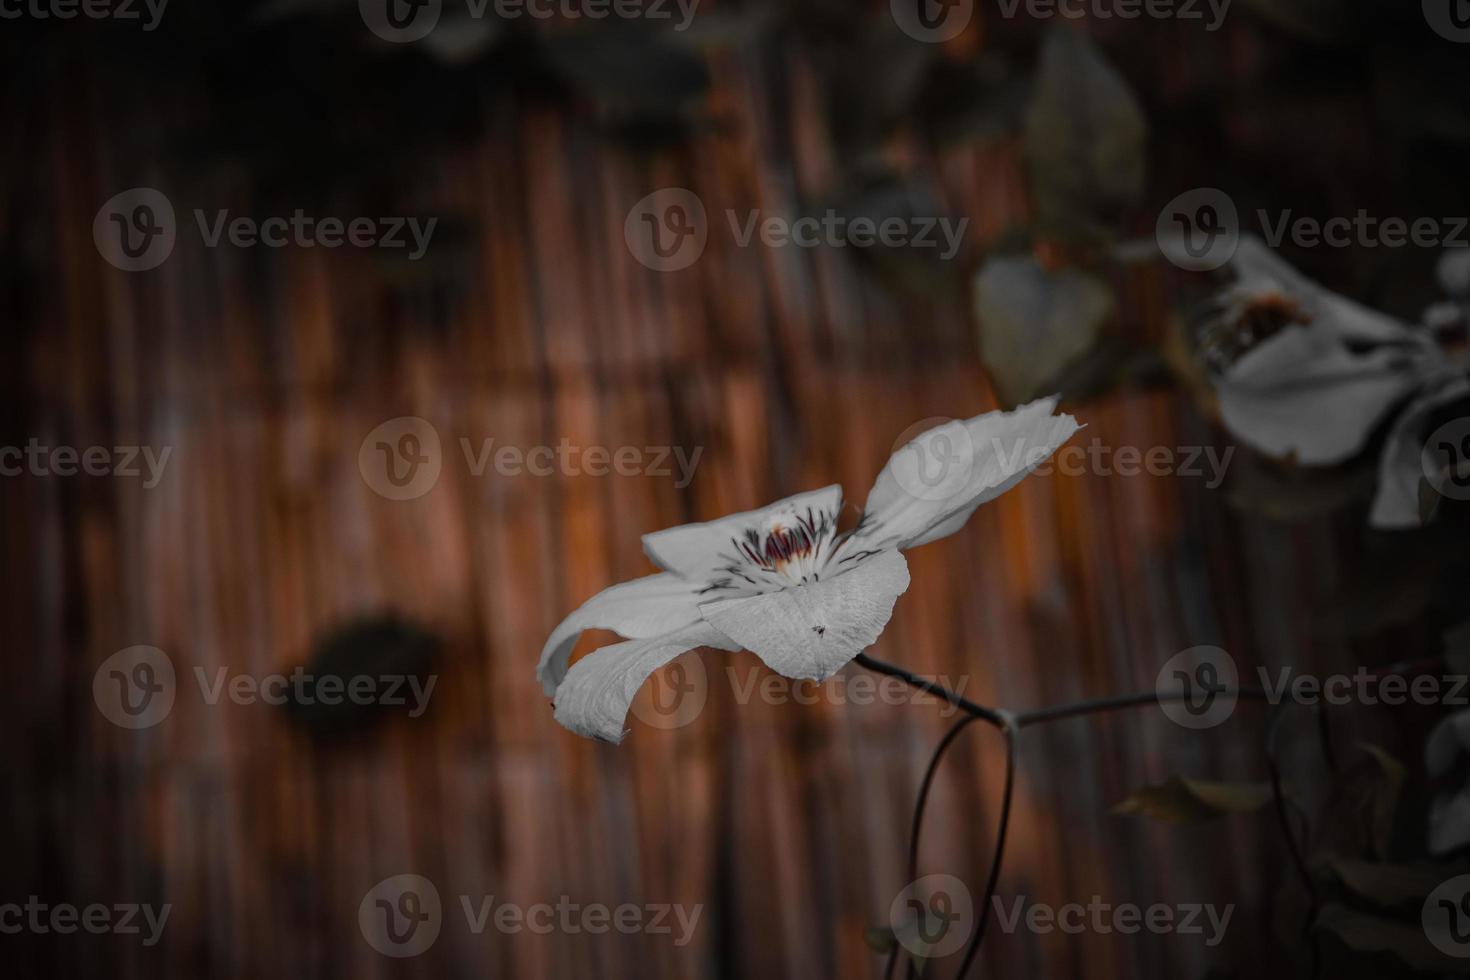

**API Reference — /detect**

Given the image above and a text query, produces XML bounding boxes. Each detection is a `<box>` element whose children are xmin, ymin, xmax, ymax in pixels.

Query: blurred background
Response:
<box><xmin>4</xmin><ymin>1</ymin><xmax>1469</xmax><ymax>977</ymax></box>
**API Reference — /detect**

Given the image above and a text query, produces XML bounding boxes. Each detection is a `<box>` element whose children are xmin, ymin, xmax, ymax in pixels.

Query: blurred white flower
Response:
<box><xmin>537</xmin><ymin>398</ymin><xmax>1080</xmax><ymax>742</ymax></box>
<box><xmin>1205</xmin><ymin>237</ymin><xmax>1466</xmax><ymax>528</ymax></box>
<box><xmin>1427</xmin><ymin>709</ymin><xmax>1470</xmax><ymax>855</ymax></box>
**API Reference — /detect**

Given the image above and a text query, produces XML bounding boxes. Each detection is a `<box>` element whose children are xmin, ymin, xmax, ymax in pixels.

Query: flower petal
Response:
<box><xmin>699</xmin><ymin>548</ymin><xmax>910</xmax><ymax>681</ymax></box>
<box><xmin>1371</xmin><ymin>376</ymin><xmax>1470</xmax><ymax>529</ymax></box>
<box><xmin>551</xmin><ymin>621</ymin><xmax>738</xmax><ymax>743</ymax></box>
<box><xmin>1229</xmin><ymin>236</ymin><xmax>1415</xmax><ymax>345</ymax></box>
<box><xmin>1218</xmin><ymin>325</ymin><xmax>1430</xmax><ymax>466</ymax></box>
<box><xmin>537</xmin><ymin>573</ymin><xmax>704</xmax><ymax>696</ymax></box>
<box><xmin>641</xmin><ymin>484</ymin><xmax>844</xmax><ymax>582</ymax></box>
<box><xmin>1430</xmin><ymin>790</ymin><xmax>1470</xmax><ymax>856</ymax></box>
<box><xmin>1427</xmin><ymin>710</ymin><xmax>1470</xmax><ymax>778</ymax></box>
<box><xmin>857</xmin><ymin>397</ymin><xmax>1079</xmax><ymax>551</ymax></box>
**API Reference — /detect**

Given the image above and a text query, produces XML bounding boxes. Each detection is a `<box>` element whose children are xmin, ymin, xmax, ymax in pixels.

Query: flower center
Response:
<box><xmin>706</xmin><ymin>505</ymin><xmax>840</xmax><ymax>595</ymax></box>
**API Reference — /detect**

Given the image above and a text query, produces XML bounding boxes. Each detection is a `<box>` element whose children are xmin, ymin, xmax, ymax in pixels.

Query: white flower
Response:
<box><xmin>1427</xmin><ymin>709</ymin><xmax>1470</xmax><ymax>855</ymax></box>
<box><xmin>1205</xmin><ymin>237</ymin><xmax>1465</xmax><ymax>528</ymax></box>
<box><xmin>537</xmin><ymin>398</ymin><xmax>1081</xmax><ymax>742</ymax></box>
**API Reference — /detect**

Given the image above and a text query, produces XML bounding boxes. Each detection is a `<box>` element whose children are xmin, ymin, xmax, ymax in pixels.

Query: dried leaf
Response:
<box><xmin>1112</xmin><ymin>776</ymin><xmax>1273</xmax><ymax>824</ymax></box>
<box><xmin>1022</xmin><ymin>28</ymin><xmax>1146</xmax><ymax>241</ymax></box>
<box><xmin>1314</xmin><ymin>904</ymin><xmax>1470</xmax><ymax>974</ymax></box>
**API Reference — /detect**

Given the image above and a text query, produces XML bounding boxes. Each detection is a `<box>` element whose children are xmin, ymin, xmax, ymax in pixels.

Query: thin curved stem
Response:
<box><xmin>955</xmin><ymin>721</ymin><xmax>1018</xmax><ymax>980</ymax></box>
<box><xmin>908</xmin><ymin>714</ymin><xmax>986</xmax><ymax>883</ymax></box>
<box><xmin>853</xmin><ymin>653</ymin><xmax>1009</xmax><ymax>730</ymax></box>
<box><xmin>898</xmin><ymin>712</ymin><xmax>986</xmax><ymax>980</ymax></box>
<box><xmin>1266</xmin><ymin>704</ymin><xmax>1322</xmax><ymax>980</ymax></box>
<box><xmin>1015</xmin><ymin>687</ymin><xmax>1270</xmax><ymax>727</ymax></box>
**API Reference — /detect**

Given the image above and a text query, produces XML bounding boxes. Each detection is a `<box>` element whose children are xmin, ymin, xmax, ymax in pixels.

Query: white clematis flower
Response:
<box><xmin>538</xmin><ymin>397</ymin><xmax>1081</xmax><ymax>742</ymax></box>
<box><xmin>1210</xmin><ymin>236</ymin><xmax>1448</xmax><ymax>467</ymax></box>
<box><xmin>1205</xmin><ymin>237</ymin><xmax>1470</xmax><ymax>528</ymax></box>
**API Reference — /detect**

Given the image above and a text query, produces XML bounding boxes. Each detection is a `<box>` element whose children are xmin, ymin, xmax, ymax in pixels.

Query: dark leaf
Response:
<box><xmin>1022</xmin><ymin>28</ymin><xmax>1146</xmax><ymax>242</ymax></box>
<box><xmin>1314</xmin><ymin>904</ymin><xmax>1470</xmax><ymax>974</ymax></box>
<box><xmin>1112</xmin><ymin>776</ymin><xmax>1274</xmax><ymax>824</ymax></box>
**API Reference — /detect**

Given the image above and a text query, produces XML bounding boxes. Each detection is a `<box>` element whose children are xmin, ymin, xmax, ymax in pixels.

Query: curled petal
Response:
<box><xmin>1370</xmin><ymin>376</ymin><xmax>1470</xmax><ymax>529</ymax></box>
<box><xmin>537</xmin><ymin>573</ymin><xmax>704</xmax><ymax>696</ymax></box>
<box><xmin>858</xmin><ymin>397</ymin><xmax>1080</xmax><ymax>551</ymax></box>
<box><xmin>1431</xmin><ymin>790</ymin><xmax>1470</xmax><ymax>856</ymax></box>
<box><xmin>700</xmin><ymin>548</ymin><xmax>911</xmax><ymax>681</ymax></box>
<box><xmin>1427</xmin><ymin>709</ymin><xmax>1470</xmax><ymax>778</ymax></box>
<box><xmin>1227</xmin><ymin>236</ymin><xmax>1416</xmax><ymax>345</ymax></box>
<box><xmin>1218</xmin><ymin>326</ymin><xmax>1432</xmax><ymax>466</ymax></box>
<box><xmin>552</xmin><ymin>622</ymin><xmax>738</xmax><ymax>743</ymax></box>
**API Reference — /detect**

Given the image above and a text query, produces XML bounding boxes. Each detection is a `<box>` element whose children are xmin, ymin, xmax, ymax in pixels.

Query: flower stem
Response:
<box><xmin>854</xmin><ymin>652</ymin><xmax>1274</xmax><ymax>980</ymax></box>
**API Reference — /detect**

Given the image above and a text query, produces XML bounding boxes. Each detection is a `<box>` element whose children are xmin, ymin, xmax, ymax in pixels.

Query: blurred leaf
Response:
<box><xmin>826</xmin><ymin>176</ymin><xmax>968</xmax><ymax>297</ymax></box>
<box><xmin>863</xmin><ymin>926</ymin><xmax>896</xmax><ymax>953</ymax></box>
<box><xmin>1329</xmin><ymin>859</ymin><xmax>1444</xmax><ymax>910</ymax></box>
<box><xmin>1314</xmin><ymin>904</ymin><xmax>1470</xmax><ymax>973</ymax></box>
<box><xmin>921</xmin><ymin>54</ymin><xmax>1031</xmax><ymax>145</ymax></box>
<box><xmin>538</xmin><ymin>26</ymin><xmax>711</xmax><ymax>131</ymax></box>
<box><xmin>1112</xmin><ymin>776</ymin><xmax>1273</xmax><ymax>824</ymax></box>
<box><xmin>822</xmin><ymin>26</ymin><xmax>935</xmax><ymax>152</ymax></box>
<box><xmin>1040</xmin><ymin>337</ymin><xmax>1172</xmax><ymax>402</ymax></box>
<box><xmin>974</xmin><ymin>254</ymin><xmax>1113</xmax><ymax>406</ymax></box>
<box><xmin>1315</xmin><ymin>744</ymin><xmax>1407</xmax><ymax>861</ymax></box>
<box><xmin>1022</xmin><ymin>28</ymin><xmax>1146</xmax><ymax>242</ymax></box>
<box><xmin>1360</xmin><ymin>744</ymin><xmax>1407</xmax><ymax>860</ymax></box>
